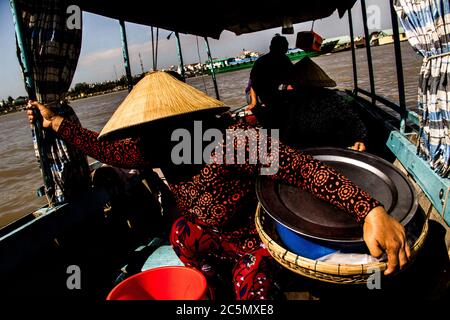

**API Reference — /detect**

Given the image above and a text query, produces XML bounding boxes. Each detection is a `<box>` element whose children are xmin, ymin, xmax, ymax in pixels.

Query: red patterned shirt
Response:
<box><xmin>57</xmin><ymin>119</ymin><xmax>380</xmax><ymax>249</ymax></box>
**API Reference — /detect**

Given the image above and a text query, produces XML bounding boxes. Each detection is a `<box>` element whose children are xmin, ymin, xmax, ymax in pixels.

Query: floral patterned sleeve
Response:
<box><xmin>57</xmin><ymin>119</ymin><xmax>149</xmax><ymax>169</ymax></box>
<box><xmin>271</xmin><ymin>143</ymin><xmax>380</xmax><ymax>223</ymax></box>
<box><xmin>224</xmin><ymin>123</ymin><xmax>381</xmax><ymax>223</ymax></box>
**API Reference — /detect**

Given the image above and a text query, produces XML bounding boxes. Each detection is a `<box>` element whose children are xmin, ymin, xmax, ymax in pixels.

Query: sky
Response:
<box><xmin>0</xmin><ymin>0</ymin><xmax>393</xmax><ymax>100</ymax></box>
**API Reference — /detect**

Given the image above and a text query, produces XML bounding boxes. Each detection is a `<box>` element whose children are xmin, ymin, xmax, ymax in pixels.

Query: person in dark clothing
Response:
<box><xmin>250</xmin><ymin>55</ymin><xmax>368</xmax><ymax>151</ymax></box>
<box><xmin>249</xmin><ymin>34</ymin><xmax>294</xmax><ymax>106</ymax></box>
<box><xmin>283</xmin><ymin>57</ymin><xmax>368</xmax><ymax>151</ymax></box>
<box><xmin>283</xmin><ymin>88</ymin><xmax>368</xmax><ymax>151</ymax></box>
<box><xmin>248</xmin><ymin>34</ymin><xmax>294</xmax><ymax>129</ymax></box>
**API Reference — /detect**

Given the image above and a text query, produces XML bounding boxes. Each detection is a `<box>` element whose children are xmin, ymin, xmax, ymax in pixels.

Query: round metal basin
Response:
<box><xmin>256</xmin><ymin>147</ymin><xmax>418</xmax><ymax>244</ymax></box>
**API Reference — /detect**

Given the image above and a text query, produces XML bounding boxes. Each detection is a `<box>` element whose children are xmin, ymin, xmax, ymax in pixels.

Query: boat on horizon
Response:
<box><xmin>203</xmin><ymin>42</ymin><xmax>337</xmax><ymax>76</ymax></box>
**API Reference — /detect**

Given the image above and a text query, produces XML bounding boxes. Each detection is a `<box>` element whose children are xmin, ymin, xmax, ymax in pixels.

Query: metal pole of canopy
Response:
<box><xmin>348</xmin><ymin>9</ymin><xmax>358</xmax><ymax>93</ymax></box>
<box><xmin>204</xmin><ymin>37</ymin><xmax>220</xmax><ymax>100</ymax></box>
<box><xmin>119</xmin><ymin>20</ymin><xmax>133</xmax><ymax>92</ymax></box>
<box><xmin>390</xmin><ymin>0</ymin><xmax>407</xmax><ymax>134</ymax></box>
<box><xmin>361</xmin><ymin>0</ymin><xmax>376</xmax><ymax>105</ymax></box>
<box><xmin>174</xmin><ymin>32</ymin><xmax>186</xmax><ymax>80</ymax></box>
<box><xmin>9</xmin><ymin>0</ymin><xmax>55</xmax><ymax>205</ymax></box>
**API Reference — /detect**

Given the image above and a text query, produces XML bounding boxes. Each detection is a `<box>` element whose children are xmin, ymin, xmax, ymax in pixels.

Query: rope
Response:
<box><xmin>423</xmin><ymin>51</ymin><xmax>450</xmax><ymax>63</ymax></box>
<box><xmin>196</xmin><ymin>36</ymin><xmax>208</xmax><ymax>94</ymax></box>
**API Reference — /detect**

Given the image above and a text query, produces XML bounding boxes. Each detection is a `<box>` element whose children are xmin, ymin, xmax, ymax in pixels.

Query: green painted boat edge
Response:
<box><xmin>387</xmin><ymin>130</ymin><xmax>450</xmax><ymax>225</ymax></box>
<box><xmin>205</xmin><ymin>51</ymin><xmax>320</xmax><ymax>75</ymax></box>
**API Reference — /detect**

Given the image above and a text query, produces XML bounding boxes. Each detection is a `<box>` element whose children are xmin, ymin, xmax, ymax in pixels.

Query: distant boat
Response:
<box><xmin>286</xmin><ymin>48</ymin><xmax>320</xmax><ymax>62</ymax></box>
<box><xmin>354</xmin><ymin>36</ymin><xmax>366</xmax><ymax>48</ymax></box>
<box><xmin>204</xmin><ymin>49</ymin><xmax>319</xmax><ymax>75</ymax></box>
<box><xmin>200</xmin><ymin>42</ymin><xmax>337</xmax><ymax>76</ymax></box>
<box><xmin>319</xmin><ymin>40</ymin><xmax>339</xmax><ymax>54</ymax></box>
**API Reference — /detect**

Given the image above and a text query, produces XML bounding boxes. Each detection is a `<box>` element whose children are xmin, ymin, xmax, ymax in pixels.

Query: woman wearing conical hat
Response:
<box><xmin>247</xmin><ymin>56</ymin><xmax>368</xmax><ymax>152</ymax></box>
<box><xmin>28</xmin><ymin>71</ymin><xmax>409</xmax><ymax>300</ymax></box>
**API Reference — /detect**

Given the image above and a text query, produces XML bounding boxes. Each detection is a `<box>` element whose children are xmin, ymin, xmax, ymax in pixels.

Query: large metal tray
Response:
<box><xmin>256</xmin><ymin>147</ymin><xmax>418</xmax><ymax>243</ymax></box>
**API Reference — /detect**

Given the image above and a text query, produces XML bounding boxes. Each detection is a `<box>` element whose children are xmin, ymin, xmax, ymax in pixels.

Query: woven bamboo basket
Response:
<box><xmin>255</xmin><ymin>204</ymin><xmax>429</xmax><ymax>285</ymax></box>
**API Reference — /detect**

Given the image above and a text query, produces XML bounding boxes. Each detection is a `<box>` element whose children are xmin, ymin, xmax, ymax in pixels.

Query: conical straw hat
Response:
<box><xmin>98</xmin><ymin>71</ymin><xmax>229</xmax><ymax>139</ymax></box>
<box><xmin>293</xmin><ymin>57</ymin><xmax>336</xmax><ymax>88</ymax></box>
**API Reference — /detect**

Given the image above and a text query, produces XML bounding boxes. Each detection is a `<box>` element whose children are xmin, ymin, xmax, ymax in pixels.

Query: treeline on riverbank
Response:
<box><xmin>0</xmin><ymin>96</ymin><xmax>27</xmax><ymax>115</ymax></box>
<box><xmin>0</xmin><ymin>73</ymin><xmax>146</xmax><ymax>115</ymax></box>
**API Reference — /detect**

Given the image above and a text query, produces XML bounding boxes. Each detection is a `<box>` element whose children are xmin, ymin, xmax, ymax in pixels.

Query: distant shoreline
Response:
<box><xmin>1</xmin><ymin>42</ymin><xmax>406</xmax><ymax>117</ymax></box>
<box><xmin>68</xmin><ymin>87</ymin><xmax>129</xmax><ymax>102</ymax></box>
<box><xmin>68</xmin><ymin>88</ymin><xmax>129</xmax><ymax>102</ymax></box>
<box><xmin>0</xmin><ymin>89</ymin><xmax>129</xmax><ymax>118</ymax></box>
<box><xmin>0</xmin><ymin>107</ymin><xmax>24</xmax><ymax>117</ymax></box>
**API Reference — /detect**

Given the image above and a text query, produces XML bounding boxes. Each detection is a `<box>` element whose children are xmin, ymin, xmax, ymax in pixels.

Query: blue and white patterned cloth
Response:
<box><xmin>16</xmin><ymin>0</ymin><xmax>90</xmax><ymax>203</ymax></box>
<box><xmin>394</xmin><ymin>0</ymin><xmax>450</xmax><ymax>177</ymax></box>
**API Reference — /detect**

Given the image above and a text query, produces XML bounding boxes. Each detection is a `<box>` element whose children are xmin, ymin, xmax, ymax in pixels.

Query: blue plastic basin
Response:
<box><xmin>275</xmin><ymin>223</ymin><xmax>365</xmax><ymax>260</ymax></box>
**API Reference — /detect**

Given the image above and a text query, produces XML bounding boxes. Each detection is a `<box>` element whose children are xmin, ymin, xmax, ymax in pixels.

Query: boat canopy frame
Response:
<box><xmin>73</xmin><ymin>0</ymin><xmax>357</xmax><ymax>39</ymax></box>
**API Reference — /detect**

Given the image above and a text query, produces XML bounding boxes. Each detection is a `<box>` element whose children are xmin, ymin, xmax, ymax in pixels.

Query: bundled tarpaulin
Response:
<box><xmin>15</xmin><ymin>0</ymin><xmax>90</xmax><ymax>203</ymax></box>
<box><xmin>394</xmin><ymin>0</ymin><xmax>450</xmax><ymax>177</ymax></box>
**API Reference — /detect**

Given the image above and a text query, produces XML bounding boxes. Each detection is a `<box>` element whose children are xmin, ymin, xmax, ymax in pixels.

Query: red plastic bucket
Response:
<box><xmin>106</xmin><ymin>266</ymin><xmax>207</xmax><ymax>300</ymax></box>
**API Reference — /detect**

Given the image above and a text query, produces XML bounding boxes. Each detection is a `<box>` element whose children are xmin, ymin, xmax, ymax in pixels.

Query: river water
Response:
<box><xmin>0</xmin><ymin>42</ymin><xmax>423</xmax><ymax>227</ymax></box>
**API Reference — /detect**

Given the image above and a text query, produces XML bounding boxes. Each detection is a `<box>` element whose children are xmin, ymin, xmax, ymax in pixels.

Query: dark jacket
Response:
<box><xmin>250</xmin><ymin>52</ymin><xmax>294</xmax><ymax>105</ymax></box>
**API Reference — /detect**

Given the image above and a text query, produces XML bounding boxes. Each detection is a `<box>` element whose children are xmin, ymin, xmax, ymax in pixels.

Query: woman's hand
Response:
<box><xmin>27</xmin><ymin>100</ymin><xmax>64</xmax><ymax>131</ymax></box>
<box><xmin>363</xmin><ymin>206</ymin><xmax>411</xmax><ymax>275</ymax></box>
<box><xmin>245</xmin><ymin>103</ymin><xmax>257</xmax><ymax>112</ymax></box>
<box><xmin>245</xmin><ymin>87</ymin><xmax>258</xmax><ymax>112</ymax></box>
<box><xmin>349</xmin><ymin>141</ymin><xmax>366</xmax><ymax>152</ymax></box>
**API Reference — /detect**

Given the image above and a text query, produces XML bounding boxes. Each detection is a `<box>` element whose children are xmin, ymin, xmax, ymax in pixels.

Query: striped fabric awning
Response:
<box><xmin>394</xmin><ymin>0</ymin><xmax>450</xmax><ymax>177</ymax></box>
<box><xmin>16</xmin><ymin>0</ymin><xmax>90</xmax><ymax>203</ymax></box>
